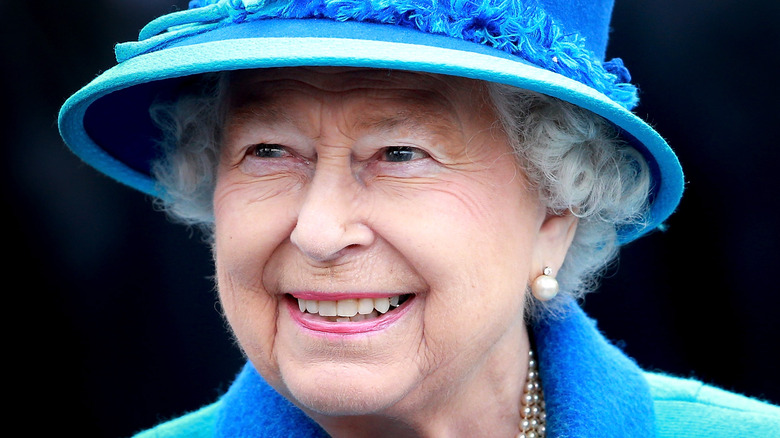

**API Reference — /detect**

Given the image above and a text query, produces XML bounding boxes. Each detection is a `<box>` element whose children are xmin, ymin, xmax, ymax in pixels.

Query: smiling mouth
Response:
<box><xmin>294</xmin><ymin>294</ymin><xmax>412</xmax><ymax>322</ymax></box>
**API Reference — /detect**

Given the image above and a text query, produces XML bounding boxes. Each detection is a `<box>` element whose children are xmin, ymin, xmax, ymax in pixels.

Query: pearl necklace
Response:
<box><xmin>517</xmin><ymin>348</ymin><xmax>546</xmax><ymax>438</ymax></box>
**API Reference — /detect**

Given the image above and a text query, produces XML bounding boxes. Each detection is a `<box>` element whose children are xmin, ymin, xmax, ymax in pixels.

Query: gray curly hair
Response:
<box><xmin>149</xmin><ymin>70</ymin><xmax>650</xmax><ymax>321</ymax></box>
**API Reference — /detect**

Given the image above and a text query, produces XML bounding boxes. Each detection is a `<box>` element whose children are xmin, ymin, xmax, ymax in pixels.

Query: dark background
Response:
<box><xmin>4</xmin><ymin>1</ymin><xmax>779</xmax><ymax>436</ymax></box>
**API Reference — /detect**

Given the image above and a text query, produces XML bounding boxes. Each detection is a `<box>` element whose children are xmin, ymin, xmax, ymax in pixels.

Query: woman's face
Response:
<box><xmin>213</xmin><ymin>67</ymin><xmax>574</xmax><ymax>421</ymax></box>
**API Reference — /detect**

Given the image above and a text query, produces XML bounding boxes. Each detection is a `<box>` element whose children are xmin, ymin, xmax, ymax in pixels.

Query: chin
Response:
<box><xmin>279</xmin><ymin>363</ymin><xmax>411</xmax><ymax>416</ymax></box>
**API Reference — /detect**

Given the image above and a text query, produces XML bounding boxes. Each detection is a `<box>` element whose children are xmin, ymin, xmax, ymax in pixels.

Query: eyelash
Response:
<box><xmin>381</xmin><ymin>146</ymin><xmax>429</xmax><ymax>162</ymax></box>
<box><xmin>250</xmin><ymin>144</ymin><xmax>290</xmax><ymax>159</ymax></box>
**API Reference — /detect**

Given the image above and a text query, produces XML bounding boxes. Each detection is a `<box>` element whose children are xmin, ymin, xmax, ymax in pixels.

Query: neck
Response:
<box><xmin>312</xmin><ymin>325</ymin><xmax>533</xmax><ymax>438</ymax></box>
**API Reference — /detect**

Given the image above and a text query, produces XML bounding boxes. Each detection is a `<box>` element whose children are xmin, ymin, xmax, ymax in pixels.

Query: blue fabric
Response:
<box><xmin>648</xmin><ymin>373</ymin><xmax>780</xmax><ymax>437</ymax></box>
<box><xmin>213</xmin><ymin>364</ymin><xmax>327</xmax><ymax>437</ymax></box>
<box><xmin>121</xmin><ymin>0</ymin><xmax>637</xmax><ymax>109</ymax></box>
<box><xmin>534</xmin><ymin>299</ymin><xmax>656</xmax><ymax>436</ymax></box>
<box><xmin>537</xmin><ymin>0</ymin><xmax>614</xmax><ymax>60</ymax></box>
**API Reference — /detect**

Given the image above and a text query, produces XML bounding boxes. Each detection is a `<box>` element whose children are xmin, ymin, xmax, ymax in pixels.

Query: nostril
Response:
<box><xmin>291</xmin><ymin>218</ymin><xmax>375</xmax><ymax>262</ymax></box>
<box><xmin>343</xmin><ymin>223</ymin><xmax>375</xmax><ymax>247</ymax></box>
<box><xmin>290</xmin><ymin>221</ymin><xmax>346</xmax><ymax>262</ymax></box>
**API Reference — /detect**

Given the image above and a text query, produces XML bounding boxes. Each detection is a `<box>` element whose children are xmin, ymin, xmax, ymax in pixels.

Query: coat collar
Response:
<box><xmin>215</xmin><ymin>298</ymin><xmax>655</xmax><ymax>437</ymax></box>
<box><xmin>533</xmin><ymin>298</ymin><xmax>656</xmax><ymax>437</ymax></box>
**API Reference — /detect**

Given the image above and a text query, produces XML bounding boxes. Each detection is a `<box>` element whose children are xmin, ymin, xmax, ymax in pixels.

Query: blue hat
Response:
<box><xmin>58</xmin><ymin>0</ymin><xmax>683</xmax><ymax>243</ymax></box>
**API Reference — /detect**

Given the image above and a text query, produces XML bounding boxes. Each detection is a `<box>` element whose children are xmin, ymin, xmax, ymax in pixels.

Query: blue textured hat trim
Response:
<box><xmin>118</xmin><ymin>0</ymin><xmax>638</xmax><ymax>110</ymax></box>
<box><xmin>58</xmin><ymin>0</ymin><xmax>684</xmax><ymax>243</ymax></box>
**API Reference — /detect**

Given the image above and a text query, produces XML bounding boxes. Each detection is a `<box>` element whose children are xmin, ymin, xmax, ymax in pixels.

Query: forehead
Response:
<box><xmin>225</xmin><ymin>67</ymin><xmax>491</xmax><ymax>123</ymax></box>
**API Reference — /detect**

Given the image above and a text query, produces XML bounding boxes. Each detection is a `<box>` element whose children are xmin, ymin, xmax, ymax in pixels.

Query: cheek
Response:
<box><xmin>213</xmin><ymin>170</ymin><xmax>302</xmax><ymax>282</ymax></box>
<box><xmin>213</xmin><ymin>179</ymin><xmax>298</xmax><ymax>371</ymax></box>
<box><xmin>381</xmin><ymin>166</ymin><xmax>541</xmax><ymax>314</ymax></box>
<box><xmin>413</xmin><ymin>185</ymin><xmax>537</xmax><ymax>298</ymax></box>
<box><xmin>405</xmin><ymin>170</ymin><xmax>540</xmax><ymax>259</ymax></box>
<box><xmin>375</xmin><ymin>177</ymin><xmax>536</xmax><ymax>377</ymax></box>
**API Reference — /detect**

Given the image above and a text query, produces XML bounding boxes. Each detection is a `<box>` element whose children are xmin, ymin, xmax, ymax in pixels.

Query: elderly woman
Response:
<box><xmin>58</xmin><ymin>0</ymin><xmax>779</xmax><ymax>436</ymax></box>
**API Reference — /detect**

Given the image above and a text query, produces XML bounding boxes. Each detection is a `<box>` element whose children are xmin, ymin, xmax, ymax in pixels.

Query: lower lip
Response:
<box><xmin>286</xmin><ymin>296</ymin><xmax>413</xmax><ymax>335</ymax></box>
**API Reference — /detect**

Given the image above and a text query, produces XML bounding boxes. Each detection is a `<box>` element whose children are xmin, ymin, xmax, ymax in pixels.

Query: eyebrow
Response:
<box><xmin>228</xmin><ymin>103</ymin><xmax>294</xmax><ymax>126</ymax></box>
<box><xmin>355</xmin><ymin>107</ymin><xmax>457</xmax><ymax>137</ymax></box>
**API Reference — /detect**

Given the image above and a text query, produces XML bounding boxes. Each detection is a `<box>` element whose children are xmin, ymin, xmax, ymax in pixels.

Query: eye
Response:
<box><xmin>249</xmin><ymin>144</ymin><xmax>291</xmax><ymax>158</ymax></box>
<box><xmin>381</xmin><ymin>146</ymin><xmax>429</xmax><ymax>163</ymax></box>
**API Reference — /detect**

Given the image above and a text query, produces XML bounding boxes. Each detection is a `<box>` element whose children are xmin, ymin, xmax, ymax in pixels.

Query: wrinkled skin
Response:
<box><xmin>213</xmin><ymin>67</ymin><xmax>577</xmax><ymax>437</ymax></box>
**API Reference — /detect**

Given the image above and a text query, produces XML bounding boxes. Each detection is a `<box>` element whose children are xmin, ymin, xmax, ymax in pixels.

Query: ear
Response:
<box><xmin>531</xmin><ymin>211</ymin><xmax>578</xmax><ymax>277</ymax></box>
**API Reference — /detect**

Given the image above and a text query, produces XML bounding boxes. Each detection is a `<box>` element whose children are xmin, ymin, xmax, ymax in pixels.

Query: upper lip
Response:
<box><xmin>288</xmin><ymin>292</ymin><xmax>412</xmax><ymax>300</ymax></box>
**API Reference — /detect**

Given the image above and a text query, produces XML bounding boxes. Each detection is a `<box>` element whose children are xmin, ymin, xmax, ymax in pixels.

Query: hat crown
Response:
<box><xmin>536</xmin><ymin>0</ymin><xmax>615</xmax><ymax>60</ymax></box>
<box><xmin>184</xmin><ymin>0</ymin><xmax>615</xmax><ymax>57</ymax></box>
<box><xmin>186</xmin><ymin>0</ymin><xmax>615</xmax><ymax>59</ymax></box>
<box><xmin>131</xmin><ymin>0</ymin><xmax>635</xmax><ymax>109</ymax></box>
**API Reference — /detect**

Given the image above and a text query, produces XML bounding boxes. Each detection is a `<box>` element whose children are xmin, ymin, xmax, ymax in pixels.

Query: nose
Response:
<box><xmin>290</xmin><ymin>161</ymin><xmax>375</xmax><ymax>262</ymax></box>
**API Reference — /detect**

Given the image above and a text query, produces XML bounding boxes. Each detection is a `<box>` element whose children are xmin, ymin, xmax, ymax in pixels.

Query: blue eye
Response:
<box><xmin>382</xmin><ymin>146</ymin><xmax>427</xmax><ymax>162</ymax></box>
<box><xmin>251</xmin><ymin>144</ymin><xmax>289</xmax><ymax>158</ymax></box>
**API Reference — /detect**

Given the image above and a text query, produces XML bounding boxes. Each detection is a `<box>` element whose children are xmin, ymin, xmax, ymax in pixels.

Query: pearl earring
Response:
<box><xmin>531</xmin><ymin>266</ymin><xmax>559</xmax><ymax>301</ymax></box>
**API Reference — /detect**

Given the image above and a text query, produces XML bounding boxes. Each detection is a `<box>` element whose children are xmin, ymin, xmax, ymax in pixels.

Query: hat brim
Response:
<box><xmin>58</xmin><ymin>19</ymin><xmax>683</xmax><ymax>243</ymax></box>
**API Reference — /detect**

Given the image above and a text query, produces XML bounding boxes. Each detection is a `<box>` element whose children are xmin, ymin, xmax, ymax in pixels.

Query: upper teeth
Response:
<box><xmin>297</xmin><ymin>296</ymin><xmax>401</xmax><ymax>317</ymax></box>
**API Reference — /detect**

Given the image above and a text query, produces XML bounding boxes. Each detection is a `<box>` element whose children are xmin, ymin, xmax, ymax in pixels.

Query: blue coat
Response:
<box><xmin>133</xmin><ymin>300</ymin><xmax>780</xmax><ymax>437</ymax></box>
